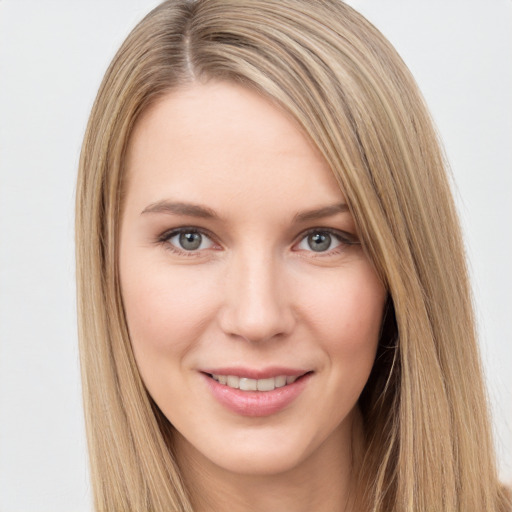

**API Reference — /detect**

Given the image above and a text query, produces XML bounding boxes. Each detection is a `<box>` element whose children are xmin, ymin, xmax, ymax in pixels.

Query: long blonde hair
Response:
<box><xmin>75</xmin><ymin>1</ymin><xmax>510</xmax><ymax>510</ymax></box>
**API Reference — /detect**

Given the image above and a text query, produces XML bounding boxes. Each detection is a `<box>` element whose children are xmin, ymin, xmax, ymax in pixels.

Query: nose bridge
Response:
<box><xmin>219</xmin><ymin>246</ymin><xmax>294</xmax><ymax>343</ymax></box>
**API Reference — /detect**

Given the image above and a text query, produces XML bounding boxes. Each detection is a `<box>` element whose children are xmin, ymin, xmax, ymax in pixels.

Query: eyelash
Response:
<box><xmin>156</xmin><ymin>226</ymin><xmax>359</xmax><ymax>257</ymax></box>
<box><xmin>157</xmin><ymin>227</ymin><xmax>219</xmax><ymax>258</ymax></box>
<box><xmin>295</xmin><ymin>228</ymin><xmax>359</xmax><ymax>256</ymax></box>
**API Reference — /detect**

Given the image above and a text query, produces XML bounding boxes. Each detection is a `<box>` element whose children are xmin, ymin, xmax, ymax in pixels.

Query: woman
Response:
<box><xmin>75</xmin><ymin>0</ymin><xmax>511</xmax><ymax>510</ymax></box>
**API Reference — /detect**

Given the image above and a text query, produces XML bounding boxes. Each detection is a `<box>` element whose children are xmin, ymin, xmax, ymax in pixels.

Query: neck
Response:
<box><xmin>174</xmin><ymin>409</ymin><xmax>365</xmax><ymax>512</ymax></box>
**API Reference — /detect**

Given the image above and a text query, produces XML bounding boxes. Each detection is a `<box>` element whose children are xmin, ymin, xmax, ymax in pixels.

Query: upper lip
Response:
<box><xmin>201</xmin><ymin>367</ymin><xmax>311</xmax><ymax>380</ymax></box>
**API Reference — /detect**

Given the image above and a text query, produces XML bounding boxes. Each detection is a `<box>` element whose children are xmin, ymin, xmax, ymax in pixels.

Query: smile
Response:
<box><xmin>209</xmin><ymin>374</ymin><xmax>298</xmax><ymax>391</ymax></box>
<box><xmin>202</xmin><ymin>370</ymin><xmax>313</xmax><ymax>417</ymax></box>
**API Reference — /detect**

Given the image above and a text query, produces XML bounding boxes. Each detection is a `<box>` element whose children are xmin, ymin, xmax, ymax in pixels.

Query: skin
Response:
<box><xmin>119</xmin><ymin>80</ymin><xmax>387</xmax><ymax>512</ymax></box>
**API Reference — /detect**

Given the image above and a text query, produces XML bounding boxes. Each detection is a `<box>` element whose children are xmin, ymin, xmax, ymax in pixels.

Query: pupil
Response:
<box><xmin>179</xmin><ymin>232</ymin><xmax>202</xmax><ymax>250</ymax></box>
<box><xmin>308</xmin><ymin>232</ymin><xmax>331</xmax><ymax>252</ymax></box>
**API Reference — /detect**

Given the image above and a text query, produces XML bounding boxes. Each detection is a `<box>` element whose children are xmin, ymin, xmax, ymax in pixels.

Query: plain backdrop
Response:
<box><xmin>0</xmin><ymin>1</ymin><xmax>510</xmax><ymax>510</ymax></box>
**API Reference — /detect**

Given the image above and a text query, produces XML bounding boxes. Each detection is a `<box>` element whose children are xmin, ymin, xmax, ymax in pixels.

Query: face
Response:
<box><xmin>119</xmin><ymin>81</ymin><xmax>386</xmax><ymax>477</ymax></box>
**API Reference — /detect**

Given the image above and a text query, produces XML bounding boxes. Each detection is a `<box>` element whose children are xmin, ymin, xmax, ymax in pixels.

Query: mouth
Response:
<box><xmin>202</xmin><ymin>369</ymin><xmax>313</xmax><ymax>416</ymax></box>
<box><xmin>206</xmin><ymin>372</ymin><xmax>311</xmax><ymax>392</ymax></box>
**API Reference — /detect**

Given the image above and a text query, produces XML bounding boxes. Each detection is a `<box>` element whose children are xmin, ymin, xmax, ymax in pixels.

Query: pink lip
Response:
<box><xmin>201</xmin><ymin>370</ymin><xmax>312</xmax><ymax>417</ymax></box>
<box><xmin>201</xmin><ymin>366</ymin><xmax>308</xmax><ymax>379</ymax></box>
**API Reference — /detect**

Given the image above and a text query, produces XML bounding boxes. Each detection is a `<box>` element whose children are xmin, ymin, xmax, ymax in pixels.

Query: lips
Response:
<box><xmin>201</xmin><ymin>366</ymin><xmax>308</xmax><ymax>380</ymax></box>
<box><xmin>201</xmin><ymin>367</ymin><xmax>312</xmax><ymax>417</ymax></box>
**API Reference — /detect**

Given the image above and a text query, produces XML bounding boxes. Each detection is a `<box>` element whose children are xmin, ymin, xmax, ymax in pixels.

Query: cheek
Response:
<box><xmin>300</xmin><ymin>263</ymin><xmax>386</xmax><ymax>374</ymax></box>
<box><xmin>120</xmin><ymin>259</ymin><xmax>220</xmax><ymax>361</ymax></box>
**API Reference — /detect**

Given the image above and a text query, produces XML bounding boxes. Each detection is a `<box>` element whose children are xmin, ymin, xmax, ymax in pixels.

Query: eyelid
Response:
<box><xmin>157</xmin><ymin>226</ymin><xmax>221</xmax><ymax>255</ymax></box>
<box><xmin>155</xmin><ymin>225</ymin><xmax>359</xmax><ymax>257</ymax></box>
<box><xmin>292</xmin><ymin>227</ymin><xmax>360</xmax><ymax>253</ymax></box>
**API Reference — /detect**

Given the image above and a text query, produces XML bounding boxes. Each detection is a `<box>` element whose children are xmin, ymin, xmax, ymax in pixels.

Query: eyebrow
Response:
<box><xmin>141</xmin><ymin>200</ymin><xmax>350</xmax><ymax>222</ymax></box>
<box><xmin>141</xmin><ymin>200</ymin><xmax>218</xmax><ymax>218</ymax></box>
<box><xmin>293</xmin><ymin>203</ymin><xmax>350</xmax><ymax>222</ymax></box>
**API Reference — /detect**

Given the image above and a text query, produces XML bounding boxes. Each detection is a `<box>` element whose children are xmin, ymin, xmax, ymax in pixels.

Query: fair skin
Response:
<box><xmin>119</xmin><ymin>80</ymin><xmax>387</xmax><ymax>512</ymax></box>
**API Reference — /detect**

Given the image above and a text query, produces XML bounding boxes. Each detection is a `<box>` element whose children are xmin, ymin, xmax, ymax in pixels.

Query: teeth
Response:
<box><xmin>275</xmin><ymin>375</ymin><xmax>286</xmax><ymax>388</ymax></box>
<box><xmin>257</xmin><ymin>377</ymin><xmax>275</xmax><ymax>391</ymax></box>
<box><xmin>239</xmin><ymin>378</ymin><xmax>257</xmax><ymax>391</ymax></box>
<box><xmin>211</xmin><ymin>373</ymin><xmax>303</xmax><ymax>391</ymax></box>
<box><xmin>227</xmin><ymin>375</ymin><xmax>239</xmax><ymax>388</ymax></box>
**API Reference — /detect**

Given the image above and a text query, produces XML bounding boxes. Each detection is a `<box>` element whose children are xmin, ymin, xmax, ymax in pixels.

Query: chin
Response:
<box><xmin>177</xmin><ymin>423</ymin><xmax>333</xmax><ymax>478</ymax></box>
<box><xmin>208</xmin><ymin>449</ymin><xmax>308</xmax><ymax>478</ymax></box>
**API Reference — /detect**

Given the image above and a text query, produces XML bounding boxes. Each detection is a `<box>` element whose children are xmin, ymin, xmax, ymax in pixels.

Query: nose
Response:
<box><xmin>217</xmin><ymin>250</ymin><xmax>296</xmax><ymax>344</ymax></box>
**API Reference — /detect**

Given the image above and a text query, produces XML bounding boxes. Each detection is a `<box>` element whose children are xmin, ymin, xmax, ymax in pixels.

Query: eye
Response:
<box><xmin>165</xmin><ymin>229</ymin><xmax>215</xmax><ymax>252</ymax></box>
<box><xmin>295</xmin><ymin>229</ymin><xmax>355</xmax><ymax>253</ymax></box>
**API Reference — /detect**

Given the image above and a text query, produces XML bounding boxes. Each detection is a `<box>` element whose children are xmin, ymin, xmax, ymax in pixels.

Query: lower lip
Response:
<box><xmin>202</xmin><ymin>373</ymin><xmax>312</xmax><ymax>417</ymax></box>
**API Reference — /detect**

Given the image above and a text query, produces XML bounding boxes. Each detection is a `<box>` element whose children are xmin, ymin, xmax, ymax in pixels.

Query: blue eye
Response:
<box><xmin>166</xmin><ymin>230</ymin><xmax>215</xmax><ymax>251</ymax></box>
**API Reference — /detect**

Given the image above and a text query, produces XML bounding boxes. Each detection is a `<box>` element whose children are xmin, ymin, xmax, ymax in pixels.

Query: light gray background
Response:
<box><xmin>0</xmin><ymin>1</ymin><xmax>510</xmax><ymax>510</ymax></box>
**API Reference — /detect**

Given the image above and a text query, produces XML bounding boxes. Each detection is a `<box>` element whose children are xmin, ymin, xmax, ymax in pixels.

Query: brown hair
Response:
<box><xmin>76</xmin><ymin>1</ymin><xmax>511</xmax><ymax>510</ymax></box>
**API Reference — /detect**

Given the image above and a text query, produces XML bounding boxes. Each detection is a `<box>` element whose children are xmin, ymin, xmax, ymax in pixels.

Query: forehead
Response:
<box><xmin>124</xmin><ymin>80</ymin><xmax>345</xmax><ymax>215</ymax></box>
